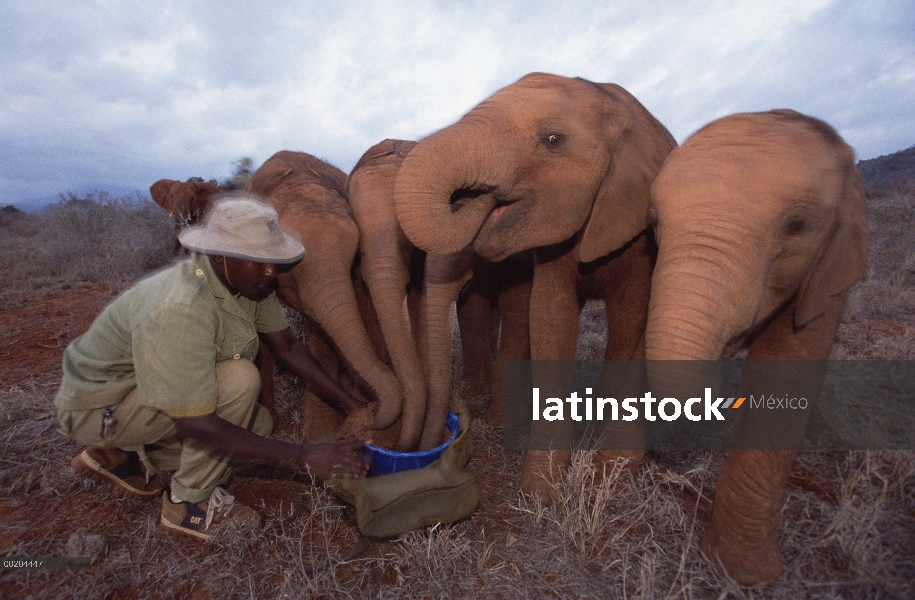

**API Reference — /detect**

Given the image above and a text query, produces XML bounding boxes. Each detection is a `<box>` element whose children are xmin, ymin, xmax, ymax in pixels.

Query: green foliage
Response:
<box><xmin>185</xmin><ymin>176</ymin><xmax>218</xmax><ymax>184</ymax></box>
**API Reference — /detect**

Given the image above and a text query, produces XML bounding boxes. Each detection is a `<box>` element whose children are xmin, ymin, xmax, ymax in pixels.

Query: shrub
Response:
<box><xmin>0</xmin><ymin>191</ymin><xmax>176</xmax><ymax>295</ymax></box>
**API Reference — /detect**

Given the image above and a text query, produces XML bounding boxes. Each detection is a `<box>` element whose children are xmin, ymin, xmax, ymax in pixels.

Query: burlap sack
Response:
<box><xmin>329</xmin><ymin>400</ymin><xmax>480</xmax><ymax>539</ymax></box>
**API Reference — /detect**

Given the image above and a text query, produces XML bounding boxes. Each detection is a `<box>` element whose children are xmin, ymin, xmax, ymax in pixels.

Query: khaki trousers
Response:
<box><xmin>58</xmin><ymin>360</ymin><xmax>273</xmax><ymax>503</ymax></box>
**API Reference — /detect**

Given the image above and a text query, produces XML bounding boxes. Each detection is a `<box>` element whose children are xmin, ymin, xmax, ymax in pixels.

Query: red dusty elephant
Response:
<box><xmin>644</xmin><ymin>110</ymin><xmax>868</xmax><ymax>585</ymax></box>
<box><xmin>348</xmin><ymin>139</ymin><xmax>532</xmax><ymax>451</ymax></box>
<box><xmin>245</xmin><ymin>151</ymin><xmax>402</xmax><ymax>442</ymax></box>
<box><xmin>149</xmin><ymin>179</ymin><xmax>224</xmax><ymax>231</ymax></box>
<box><xmin>395</xmin><ymin>73</ymin><xmax>675</xmax><ymax>488</ymax></box>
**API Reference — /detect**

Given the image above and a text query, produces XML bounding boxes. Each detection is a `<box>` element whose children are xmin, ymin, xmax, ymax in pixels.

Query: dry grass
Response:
<box><xmin>834</xmin><ymin>184</ymin><xmax>915</xmax><ymax>359</ymax></box>
<box><xmin>5</xmin><ymin>374</ymin><xmax>913</xmax><ymax>598</ymax></box>
<box><xmin>1</xmin><ymin>189</ymin><xmax>914</xmax><ymax>598</ymax></box>
<box><xmin>0</xmin><ymin>192</ymin><xmax>175</xmax><ymax>306</ymax></box>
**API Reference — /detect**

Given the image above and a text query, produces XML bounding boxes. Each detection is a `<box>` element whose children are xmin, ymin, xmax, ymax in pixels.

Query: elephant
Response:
<box><xmin>345</xmin><ymin>139</ymin><xmax>426</xmax><ymax>450</ymax></box>
<box><xmin>149</xmin><ymin>179</ymin><xmax>224</xmax><ymax>230</ymax></box>
<box><xmin>244</xmin><ymin>151</ymin><xmax>402</xmax><ymax>441</ymax></box>
<box><xmin>395</xmin><ymin>73</ymin><xmax>676</xmax><ymax>491</ymax></box>
<box><xmin>347</xmin><ymin>139</ymin><xmax>532</xmax><ymax>451</ymax></box>
<box><xmin>642</xmin><ymin>110</ymin><xmax>869</xmax><ymax>585</ymax></box>
<box><xmin>451</xmin><ymin>251</ymin><xmax>533</xmax><ymax>429</ymax></box>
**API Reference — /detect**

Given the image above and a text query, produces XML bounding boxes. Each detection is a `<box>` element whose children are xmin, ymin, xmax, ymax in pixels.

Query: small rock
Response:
<box><xmin>66</xmin><ymin>530</ymin><xmax>107</xmax><ymax>563</ymax></box>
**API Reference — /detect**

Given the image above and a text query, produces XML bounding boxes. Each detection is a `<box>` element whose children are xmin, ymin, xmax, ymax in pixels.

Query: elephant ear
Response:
<box><xmin>187</xmin><ymin>183</ymin><xmax>219</xmax><ymax>223</ymax></box>
<box><xmin>794</xmin><ymin>163</ymin><xmax>869</xmax><ymax>328</ymax></box>
<box><xmin>149</xmin><ymin>179</ymin><xmax>176</xmax><ymax>209</ymax></box>
<box><xmin>579</xmin><ymin>84</ymin><xmax>676</xmax><ymax>263</ymax></box>
<box><xmin>169</xmin><ymin>183</ymin><xmax>195</xmax><ymax>217</ymax></box>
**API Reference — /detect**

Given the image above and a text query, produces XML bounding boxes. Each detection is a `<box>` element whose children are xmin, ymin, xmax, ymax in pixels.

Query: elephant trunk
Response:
<box><xmin>419</xmin><ymin>276</ymin><xmax>457</xmax><ymax>450</ymax></box>
<box><xmin>645</xmin><ymin>226</ymin><xmax>759</xmax><ymax>396</ymax></box>
<box><xmin>646</xmin><ymin>215</ymin><xmax>766</xmax><ymax>357</ymax></box>
<box><xmin>395</xmin><ymin>123</ymin><xmax>504</xmax><ymax>255</ymax></box>
<box><xmin>360</xmin><ymin>246</ymin><xmax>428</xmax><ymax>451</ymax></box>
<box><xmin>417</xmin><ymin>251</ymin><xmax>475</xmax><ymax>450</ymax></box>
<box><xmin>294</xmin><ymin>261</ymin><xmax>403</xmax><ymax>430</ymax></box>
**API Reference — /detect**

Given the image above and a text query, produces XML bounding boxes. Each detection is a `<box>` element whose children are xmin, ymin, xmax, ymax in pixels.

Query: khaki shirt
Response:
<box><xmin>55</xmin><ymin>254</ymin><xmax>288</xmax><ymax>417</ymax></box>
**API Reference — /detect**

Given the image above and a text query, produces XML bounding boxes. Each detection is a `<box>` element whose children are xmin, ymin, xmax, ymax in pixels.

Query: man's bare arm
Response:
<box><xmin>172</xmin><ymin>413</ymin><xmax>369</xmax><ymax>479</ymax></box>
<box><xmin>259</xmin><ymin>328</ymin><xmax>369</xmax><ymax>414</ymax></box>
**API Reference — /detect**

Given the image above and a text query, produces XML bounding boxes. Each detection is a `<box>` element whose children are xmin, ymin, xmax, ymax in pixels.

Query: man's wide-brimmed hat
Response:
<box><xmin>178</xmin><ymin>196</ymin><xmax>305</xmax><ymax>264</ymax></box>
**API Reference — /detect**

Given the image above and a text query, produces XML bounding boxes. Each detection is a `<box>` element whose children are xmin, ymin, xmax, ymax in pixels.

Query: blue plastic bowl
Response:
<box><xmin>367</xmin><ymin>411</ymin><xmax>460</xmax><ymax>477</ymax></box>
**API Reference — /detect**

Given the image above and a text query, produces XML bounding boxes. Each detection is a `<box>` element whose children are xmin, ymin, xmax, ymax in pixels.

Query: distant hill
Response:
<box><xmin>12</xmin><ymin>184</ymin><xmax>146</xmax><ymax>212</ymax></box>
<box><xmin>857</xmin><ymin>145</ymin><xmax>915</xmax><ymax>191</ymax></box>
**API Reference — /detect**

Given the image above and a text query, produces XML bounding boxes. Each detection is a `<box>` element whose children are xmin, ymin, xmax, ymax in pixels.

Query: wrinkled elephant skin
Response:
<box><xmin>395</xmin><ymin>72</ymin><xmax>676</xmax><ymax>496</ymax></box>
<box><xmin>347</xmin><ymin>139</ymin><xmax>426</xmax><ymax>450</ymax></box>
<box><xmin>245</xmin><ymin>151</ymin><xmax>403</xmax><ymax>436</ymax></box>
<box><xmin>645</xmin><ymin>110</ymin><xmax>869</xmax><ymax>585</ymax></box>
<box><xmin>349</xmin><ymin>139</ymin><xmax>533</xmax><ymax>451</ymax></box>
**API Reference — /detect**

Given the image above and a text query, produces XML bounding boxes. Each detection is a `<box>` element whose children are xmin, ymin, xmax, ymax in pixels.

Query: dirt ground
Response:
<box><xmin>0</xmin><ymin>286</ymin><xmax>118</xmax><ymax>386</ymax></box>
<box><xmin>0</xmin><ymin>287</ymin><xmax>116</xmax><ymax>547</ymax></box>
<box><xmin>0</xmin><ymin>285</ymin><xmax>528</xmax><ymax>597</ymax></box>
<box><xmin>1</xmin><ymin>283</ymin><xmax>913</xmax><ymax>599</ymax></box>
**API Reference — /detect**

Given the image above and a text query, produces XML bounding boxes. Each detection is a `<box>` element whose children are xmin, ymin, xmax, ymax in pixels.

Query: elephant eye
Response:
<box><xmin>540</xmin><ymin>132</ymin><xmax>565</xmax><ymax>149</ymax></box>
<box><xmin>783</xmin><ymin>218</ymin><xmax>807</xmax><ymax>236</ymax></box>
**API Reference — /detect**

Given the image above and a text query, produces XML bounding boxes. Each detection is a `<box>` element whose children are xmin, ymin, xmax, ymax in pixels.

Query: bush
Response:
<box><xmin>0</xmin><ymin>191</ymin><xmax>176</xmax><ymax>294</ymax></box>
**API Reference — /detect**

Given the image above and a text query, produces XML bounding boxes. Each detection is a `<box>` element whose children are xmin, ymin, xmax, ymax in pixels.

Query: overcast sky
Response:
<box><xmin>2</xmin><ymin>0</ymin><xmax>913</xmax><ymax>204</ymax></box>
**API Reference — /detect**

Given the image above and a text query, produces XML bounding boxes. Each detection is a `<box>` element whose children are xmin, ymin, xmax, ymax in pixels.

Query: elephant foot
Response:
<box><xmin>700</xmin><ymin>524</ymin><xmax>783</xmax><ymax>586</ymax></box>
<box><xmin>593</xmin><ymin>449</ymin><xmax>643</xmax><ymax>484</ymax></box>
<box><xmin>519</xmin><ymin>449</ymin><xmax>572</xmax><ymax>506</ymax></box>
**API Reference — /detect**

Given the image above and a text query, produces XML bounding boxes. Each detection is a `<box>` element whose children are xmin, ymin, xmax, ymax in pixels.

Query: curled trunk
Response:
<box><xmin>395</xmin><ymin>125</ymin><xmax>504</xmax><ymax>255</ymax></box>
<box><xmin>360</xmin><ymin>247</ymin><xmax>427</xmax><ymax>450</ymax></box>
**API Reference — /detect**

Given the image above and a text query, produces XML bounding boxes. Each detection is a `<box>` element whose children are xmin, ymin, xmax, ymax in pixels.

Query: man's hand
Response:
<box><xmin>173</xmin><ymin>413</ymin><xmax>371</xmax><ymax>478</ymax></box>
<box><xmin>298</xmin><ymin>438</ymin><xmax>372</xmax><ymax>480</ymax></box>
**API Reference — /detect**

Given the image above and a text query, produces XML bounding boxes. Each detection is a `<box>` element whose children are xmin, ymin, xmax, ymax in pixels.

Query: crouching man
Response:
<box><xmin>55</xmin><ymin>196</ymin><xmax>370</xmax><ymax>540</ymax></box>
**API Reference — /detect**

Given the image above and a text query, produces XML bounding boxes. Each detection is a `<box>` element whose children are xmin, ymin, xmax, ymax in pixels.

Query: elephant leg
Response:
<box><xmin>594</xmin><ymin>235</ymin><xmax>654</xmax><ymax>476</ymax></box>
<box><xmin>520</xmin><ymin>448</ymin><xmax>573</xmax><ymax>504</ymax></box>
<box><xmin>602</xmin><ymin>232</ymin><xmax>653</xmax><ymax>362</ymax></box>
<box><xmin>521</xmin><ymin>249</ymin><xmax>581</xmax><ymax>504</ymax></box>
<box><xmin>488</xmin><ymin>255</ymin><xmax>533</xmax><ymax>426</ymax></box>
<box><xmin>593</xmin><ymin>340</ymin><xmax>648</xmax><ymax>480</ymax></box>
<box><xmin>703</xmin><ymin>293</ymin><xmax>846</xmax><ymax>585</ymax></box>
<box><xmin>457</xmin><ymin>287</ymin><xmax>495</xmax><ymax>398</ymax></box>
<box><xmin>701</xmin><ymin>449</ymin><xmax>795</xmax><ymax>585</ymax></box>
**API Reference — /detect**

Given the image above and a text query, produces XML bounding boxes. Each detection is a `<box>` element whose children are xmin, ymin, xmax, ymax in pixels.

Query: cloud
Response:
<box><xmin>1</xmin><ymin>0</ymin><xmax>913</xmax><ymax>203</ymax></box>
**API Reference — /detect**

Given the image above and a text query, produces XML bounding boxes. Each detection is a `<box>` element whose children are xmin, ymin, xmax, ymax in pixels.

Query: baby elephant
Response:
<box><xmin>644</xmin><ymin>110</ymin><xmax>868</xmax><ymax>585</ymax></box>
